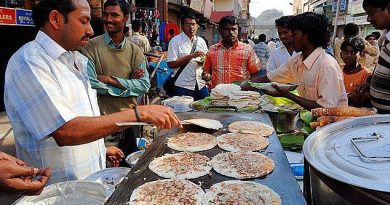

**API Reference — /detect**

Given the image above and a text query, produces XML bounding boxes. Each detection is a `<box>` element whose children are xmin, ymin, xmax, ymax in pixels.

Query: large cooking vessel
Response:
<box><xmin>303</xmin><ymin>115</ymin><xmax>390</xmax><ymax>205</ymax></box>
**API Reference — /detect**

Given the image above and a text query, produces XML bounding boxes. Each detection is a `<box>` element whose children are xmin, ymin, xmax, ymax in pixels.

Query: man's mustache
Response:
<box><xmin>81</xmin><ymin>36</ymin><xmax>90</xmax><ymax>41</ymax></box>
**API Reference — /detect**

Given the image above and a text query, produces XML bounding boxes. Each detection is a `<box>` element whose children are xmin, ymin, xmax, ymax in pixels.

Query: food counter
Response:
<box><xmin>105</xmin><ymin>112</ymin><xmax>306</xmax><ymax>205</ymax></box>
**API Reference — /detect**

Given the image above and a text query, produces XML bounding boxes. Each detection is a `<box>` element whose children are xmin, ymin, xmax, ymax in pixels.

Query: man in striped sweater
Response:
<box><xmin>363</xmin><ymin>0</ymin><xmax>390</xmax><ymax>113</ymax></box>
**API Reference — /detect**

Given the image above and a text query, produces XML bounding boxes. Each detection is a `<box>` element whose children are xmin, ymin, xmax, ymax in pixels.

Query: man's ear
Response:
<box><xmin>48</xmin><ymin>10</ymin><xmax>63</xmax><ymax>30</ymax></box>
<box><xmin>124</xmin><ymin>15</ymin><xmax>129</xmax><ymax>24</ymax></box>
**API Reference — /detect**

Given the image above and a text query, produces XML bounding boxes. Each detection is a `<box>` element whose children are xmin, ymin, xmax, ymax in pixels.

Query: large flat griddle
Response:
<box><xmin>105</xmin><ymin>112</ymin><xmax>306</xmax><ymax>205</ymax></box>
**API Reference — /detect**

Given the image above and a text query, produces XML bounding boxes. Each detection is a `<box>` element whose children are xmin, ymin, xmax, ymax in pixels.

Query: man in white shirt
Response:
<box><xmin>128</xmin><ymin>19</ymin><xmax>151</xmax><ymax>52</ymax></box>
<box><xmin>4</xmin><ymin>0</ymin><xmax>181</xmax><ymax>185</ymax></box>
<box><xmin>267</xmin><ymin>16</ymin><xmax>299</xmax><ymax>72</ymax></box>
<box><xmin>268</xmin><ymin>39</ymin><xmax>276</xmax><ymax>53</ymax></box>
<box><xmin>167</xmin><ymin>13</ymin><xmax>209</xmax><ymax>100</ymax></box>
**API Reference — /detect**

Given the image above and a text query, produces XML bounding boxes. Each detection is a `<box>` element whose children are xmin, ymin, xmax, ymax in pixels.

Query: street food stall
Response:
<box><xmin>105</xmin><ymin>111</ymin><xmax>306</xmax><ymax>205</ymax></box>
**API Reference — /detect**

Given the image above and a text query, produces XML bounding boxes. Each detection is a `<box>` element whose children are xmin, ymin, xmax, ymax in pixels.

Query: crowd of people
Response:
<box><xmin>1</xmin><ymin>0</ymin><xmax>389</xmax><ymax>199</ymax></box>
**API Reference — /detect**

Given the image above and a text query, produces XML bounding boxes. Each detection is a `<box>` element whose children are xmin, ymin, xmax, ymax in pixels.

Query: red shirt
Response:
<box><xmin>203</xmin><ymin>41</ymin><xmax>262</xmax><ymax>88</ymax></box>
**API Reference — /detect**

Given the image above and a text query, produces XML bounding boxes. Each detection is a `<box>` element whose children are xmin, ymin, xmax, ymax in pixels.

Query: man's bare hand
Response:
<box><xmin>137</xmin><ymin>105</ymin><xmax>182</xmax><ymax>129</ymax></box>
<box><xmin>131</xmin><ymin>68</ymin><xmax>145</xmax><ymax>79</ymax></box>
<box><xmin>191</xmin><ymin>51</ymin><xmax>205</xmax><ymax>59</ymax></box>
<box><xmin>201</xmin><ymin>71</ymin><xmax>212</xmax><ymax>82</ymax></box>
<box><xmin>0</xmin><ymin>152</ymin><xmax>51</xmax><ymax>195</ymax></box>
<box><xmin>97</xmin><ymin>75</ymin><xmax>113</xmax><ymax>84</ymax></box>
<box><xmin>267</xmin><ymin>83</ymin><xmax>290</xmax><ymax>97</ymax></box>
<box><xmin>106</xmin><ymin>146</ymin><xmax>124</xmax><ymax>167</ymax></box>
<box><xmin>240</xmin><ymin>80</ymin><xmax>253</xmax><ymax>91</ymax></box>
<box><xmin>97</xmin><ymin>75</ymin><xmax>126</xmax><ymax>89</ymax></box>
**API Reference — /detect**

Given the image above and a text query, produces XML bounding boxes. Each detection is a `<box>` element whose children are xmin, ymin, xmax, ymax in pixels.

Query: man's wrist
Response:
<box><xmin>133</xmin><ymin>106</ymin><xmax>142</xmax><ymax>122</ymax></box>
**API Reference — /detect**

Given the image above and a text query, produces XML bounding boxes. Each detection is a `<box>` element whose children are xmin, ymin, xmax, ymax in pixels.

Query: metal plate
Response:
<box><xmin>13</xmin><ymin>181</ymin><xmax>106</xmax><ymax>205</ymax></box>
<box><xmin>83</xmin><ymin>167</ymin><xmax>131</xmax><ymax>197</ymax></box>
<box><xmin>303</xmin><ymin>115</ymin><xmax>390</xmax><ymax>192</ymax></box>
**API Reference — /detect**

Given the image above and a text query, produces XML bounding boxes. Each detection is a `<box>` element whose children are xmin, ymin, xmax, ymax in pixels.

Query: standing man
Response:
<box><xmin>242</xmin><ymin>12</ymin><xmax>347</xmax><ymax>110</ymax></box>
<box><xmin>267</xmin><ymin>16</ymin><xmax>299</xmax><ymax>72</ymax></box>
<box><xmin>363</xmin><ymin>0</ymin><xmax>390</xmax><ymax>113</ymax></box>
<box><xmin>167</xmin><ymin>13</ymin><xmax>209</xmax><ymax>100</ymax></box>
<box><xmin>80</xmin><ymin>0</ymin><xmax>151</xmax><ymax>157</ymax></box>
<box><xmin>365</xmin><ymin>34</ymin><xmax>379</xmax><ymax>71</ymax></box>
<box><xmin>128</xmin><ymin>19</ymin><xmax>151</xmax><ymax>52</ymax></box>
<box><xmin>334</xmin><ymin>23</ymin><xmax>378</xmax><ymax>67</ymax></box>
<box><xmin>202</xmin><ymin>16</ymin><xmax>261</xmax><ymax>89</ymax></box>
<box><xmin>4</xmin><ymin>0</ymin><xmax>180</xmax><ymax>185</ymax></box>
<box><xmin>253</xmin><ymin>34</ymin><xmax>269</xmax><ymax>74</ymax></box>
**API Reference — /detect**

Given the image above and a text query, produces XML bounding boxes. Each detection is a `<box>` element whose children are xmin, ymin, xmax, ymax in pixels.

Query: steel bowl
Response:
<box><xmin>125</xmin><ymin>150</ymin><xmax>145</xmax><ymax>167</ymax></box>
<box><xmin>264</xmin><ymin>109</ymin><xmax>298</xmax><ymax>133</ymax></box>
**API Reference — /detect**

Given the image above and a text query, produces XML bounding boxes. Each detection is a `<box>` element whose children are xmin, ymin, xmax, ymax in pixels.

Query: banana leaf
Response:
<box><xmin>278</xmin><ymin>132</ymin><xmax>305</xmax><ymax>151</ymax></box>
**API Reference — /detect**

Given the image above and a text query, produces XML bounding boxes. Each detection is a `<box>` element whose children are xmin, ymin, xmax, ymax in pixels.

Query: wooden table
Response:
<box><xmin>106</xmin><ymin>112</ymin><xmax>306</xmax><ymax>205</ymax></box>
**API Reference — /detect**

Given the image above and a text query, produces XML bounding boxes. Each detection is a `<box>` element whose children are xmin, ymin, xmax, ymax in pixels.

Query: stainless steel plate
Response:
<box><xmin>13</xmin><ymin>181</ymin><xmax>106</xmax><ymax>205</ymax></box>
<box><xmin>83</xmin><ymin>167</ymin><xmax>131</xmax><ymax>196</ymax></box>
<box><xmin>303</xmin><ymin>115</ymin><xmax>390</xmax><ymax>192</ymax></box>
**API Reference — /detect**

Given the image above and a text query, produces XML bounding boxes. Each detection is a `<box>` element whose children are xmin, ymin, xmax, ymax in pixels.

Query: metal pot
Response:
<box><xmin>303</xmin><ymin>115</ymin><xmax>390</xmax><ymax>205</ymax></box>
<box><xmin>264</xmin><ymin>109</ymin><xmax>298</xmax><ymax>133</ymax></box>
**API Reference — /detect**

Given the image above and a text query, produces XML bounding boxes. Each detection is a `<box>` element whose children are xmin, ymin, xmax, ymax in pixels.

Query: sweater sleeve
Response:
<box><xmin>111</xmin><ymin>47</ymin><xmax>151</xmax><ymax>97</ymax></box>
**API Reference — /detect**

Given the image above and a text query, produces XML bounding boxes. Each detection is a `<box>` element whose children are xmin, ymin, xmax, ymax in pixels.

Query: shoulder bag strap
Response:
<box><xmin>172</xmin><ymin>38</ymin><xmax>198</xmax><ymax>81</ymax></box>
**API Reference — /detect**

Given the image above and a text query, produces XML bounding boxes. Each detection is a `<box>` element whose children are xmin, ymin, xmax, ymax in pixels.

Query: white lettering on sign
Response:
<box><xmin>18</xmin><ymin>16</ymin><xmax>31</xmax><ymax>21</ymax></box>
<box><xmin>0</xmin><ymin>14</ymin><xmax>12</xmax><ymax>20</ymax></box>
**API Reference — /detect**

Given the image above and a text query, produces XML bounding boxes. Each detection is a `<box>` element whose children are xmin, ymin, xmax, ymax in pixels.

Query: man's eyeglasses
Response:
<box><xmin>342</xmin><ymin>50</ymin><xmax>358</xmax><ymax>55</ymax></box>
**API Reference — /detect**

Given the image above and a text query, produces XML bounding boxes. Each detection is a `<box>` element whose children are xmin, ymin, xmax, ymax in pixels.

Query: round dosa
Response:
<box><xmin>217</xmin><ymin>133</ymin><xmax>269</xmax><ymax>152</ymax></box>
<box><xmin>228</xmin><ymin>121</ymin><xmax>274</xmax><ymax>137</ymax></box>
<box><xmin>211</xmin><ymin>152</ymin><xmax>274</xmax><ymax>179</ymax></box>
<box><xmin>148</xmin><ymin>152</ymin><xmax>211</xmax><ymax>179</ymax></box>
<box><xmin>203</xmin><ymin>180</ymin><xmax>281</xmax><ymax>205</ymax></box>
<box><xmin>182</xmin><ymin>118</ymin><xmax>223</xmax><ymax>130</ymax></box>
<box><xmin>167</xmin><ymin>132</ymin><xmax>217</xmax><ymax>152</ymax></box>
<box><xmin>129</xmin><ymin>179</ymin><xmax>204</xmax><ymax>205</ymax></box>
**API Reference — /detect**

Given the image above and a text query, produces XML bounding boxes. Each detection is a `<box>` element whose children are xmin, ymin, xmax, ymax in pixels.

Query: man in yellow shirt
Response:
<box><xmin>242</xmin><ymin>12</ymin><xmax>347</xmax><ymax>110</ymax></box>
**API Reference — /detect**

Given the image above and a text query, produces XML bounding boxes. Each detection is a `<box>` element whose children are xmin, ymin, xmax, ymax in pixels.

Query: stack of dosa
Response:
<box><xmin>310</xmin><ymin>106</ymin><xmax>375</xmax><ymax>129</ymax></box>
<box><xmin>210</xmin><ymin>84</ymin><xmax>241</xmax><ymax>106</ymax></box>
<box><xmin>210</xmin><ymin>84</ymin><xmax>260</xmax><ymax>109</ymax></box>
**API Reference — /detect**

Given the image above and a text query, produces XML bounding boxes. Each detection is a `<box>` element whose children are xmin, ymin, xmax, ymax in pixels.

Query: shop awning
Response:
<box><xmin>210</xmin><ymin>11</ymin><xmax>234</xmax><ymax>23</ymax></box>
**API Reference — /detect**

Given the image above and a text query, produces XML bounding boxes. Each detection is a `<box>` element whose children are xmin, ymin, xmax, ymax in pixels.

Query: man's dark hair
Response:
<box><xmin>288</xmin><ymin>12</ymin><xmax>328</xmax><ymax>48</ymax></box>
<box><xmin>343</xmin><ymin>23</ymin><xmax>359</xmax><ymax>38</ymax></box>
<box><xmin>372</xmin><ymin>31</ymin><xmax>381</xmax><ymax>40</ymax></box>
<box><xmin>104</xmin><ymin>0</ymin><xmax>130</xmax><ymax>16</ymax></box>
<box><xmin>32</xmin><ymin>0</ymin><xmax>76</xmax><ymax>29</ymax></box>
<box><xmin>258</xmin><ymin>34</ymin><xmax>266</xmax><ymax>42</ymax></box>
<box><xmin>180</xmin><ymin>13</ymin><xmax>198</xmax><ymax>25</ymax></box>
<box><xmin>365</xmin><ymin>34</ymin><xmax>375</xmax><ymax>41</ymax></box>
<box><xmin>131</xmin><ymin>19</ymin><xmax>142</xmax><ymax>31</ymax></box>
<box><xmin>363</xmin><ymin>0</ymin><xmax>389</xmax><ymax>10</ymax></box>
<box><xmin>275</xmin><ymin>15</ymin><xmax>293</xmax><ymax>28</ymax></box>
<box><xmin>341</xmin><ymin>37</ymin><xmax>365</xmax><ymax>53</ymax></box>
<box><xmin>219</xmin><ymin>16</ymin><xmax>238</xmax><ymax>30</ymax></box>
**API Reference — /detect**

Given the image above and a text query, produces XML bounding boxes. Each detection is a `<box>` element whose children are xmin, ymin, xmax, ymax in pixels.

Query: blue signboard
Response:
<box><xmin>16</xmin><ymin>9</ymin><xmax>34</xmax><ymax>26</ymax></box>
<box><xmin>340</xmin><ymin>0</ymin><xmax>347</xmax><ymax>12</ymax></box>
<box><xmin>333</xmin><ymin>0</ymin><xmax>347</xmax><ymax>12</ymax></box>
